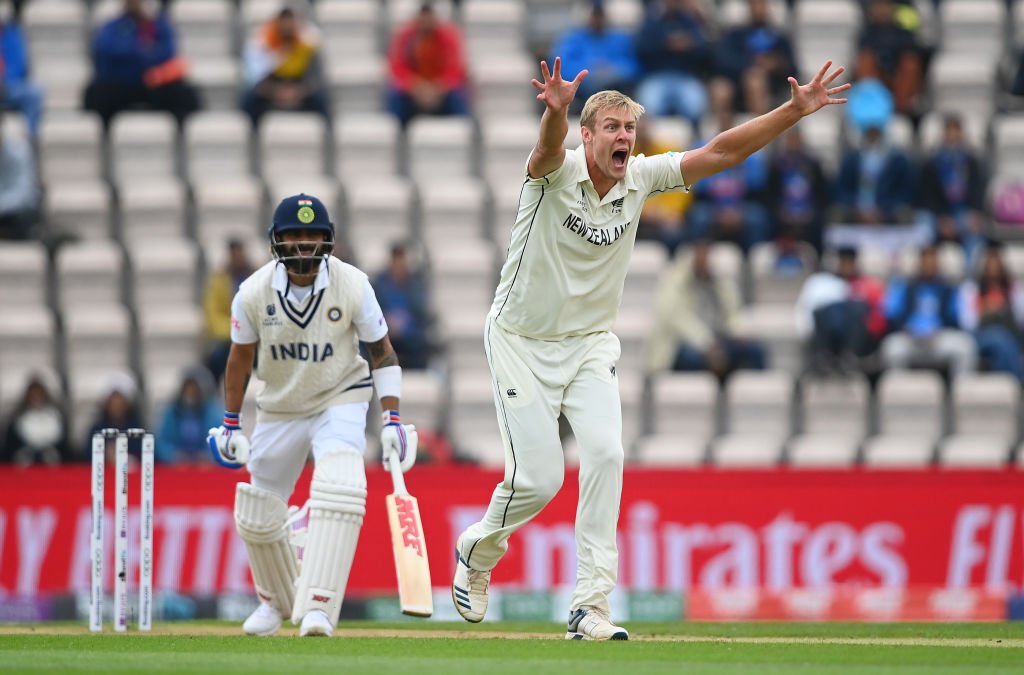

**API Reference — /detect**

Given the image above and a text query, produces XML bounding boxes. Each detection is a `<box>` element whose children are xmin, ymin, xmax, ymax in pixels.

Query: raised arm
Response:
<box><xmin>527</xmin><ymin>57</ymin><xmax>588</xmax><ymax>179</ymax></box>
<box><xmin>681</xmin><ymin>61</ymin><xmax>849</xmax><ymax>186</ymax></box>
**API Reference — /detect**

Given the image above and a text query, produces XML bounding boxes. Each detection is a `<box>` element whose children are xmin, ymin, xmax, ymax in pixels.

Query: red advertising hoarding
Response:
<box><xmin>1</xmin><ymin>466</ymin><xmax>1023</xmax><ymax>598</ymax></box>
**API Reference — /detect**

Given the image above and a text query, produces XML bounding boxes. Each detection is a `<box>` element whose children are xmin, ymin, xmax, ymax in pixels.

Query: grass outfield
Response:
<box><xmin>2</xmin><ymin>621</ymin><xmax>1024</xmax><ymax>674</ymax></box>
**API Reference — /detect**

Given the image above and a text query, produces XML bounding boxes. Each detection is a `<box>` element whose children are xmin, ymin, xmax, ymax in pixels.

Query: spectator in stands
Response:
<box><xmin>796</xmin><ymin>247</ymin><xmax>887</xmax><ymax>374</ymax></box>
<box><xmin>765</xmin><ymin>128</ymin><xmax>830</xmax><ymax>256</ymax></box>
<box><xmin>647</xmin><ymin>239</ymin><xmax>766</xmax><ymax>379</ymax></box>
<box><xmin>686</xmin><ymin>110</ymin><xmax>771</xmax><ymax>253</ymax></box>
<box><xmin>155</xmin><ymin>366</ymin><xmax>221</xmax><ymax>464</ymax></box>
<box><xmin>241</xmin><ymin>5</ymin><xmax>329</xmax><ymax>128</ymax></box>
<box><xmin>0</xmin><ymin>13</ymin><xmax>44</xmax><ymax>139</ymax></box>
<box><xmin>919</xmin><ymin>114</ymin><xmax>987</xmax><ymax>268</ymax></box>
<box><xmin>386</xmin><ymin>1</ymin><xmax>470</xmax><ymax>127</ymax></box>
<box><xmin>635</xmin><ymin>118</ymin><xmax>694</xmax><ymax>253</ymax></box>
<box><xmin>880</xmin><ymin>245</ymin><xmax>977</xmax><ymax>375</ymax></box>
<box><xmin>202</xmin><ymin>238</ymin><xmax>254</xmax><ymax>383</ymax></box>
<box><xmin>634</xmin><ymin>0</ymin><xmax>713</xmax><ymax>129</ymax></box>
<box><xmin>2</xmin><ymin>372</ymin><xmax>70</xmax><ymax>465</ymax></box>
<box><xmin>711</xmin><ymin>0</ymin><xmax>797</xmax><ymax>117</ymax></box>
<box><xmin>835</xmin><ymin>124</ymin><xmax>915</xmax><ymax>225</ymax></box>
<box><xmin>854</xmin><ymin>0</ymin><xmax>923</xmax><ymax>118</ymax></box>
<box><xmin>551</xmin><ymin>1</ymin><xmax>640</xmax><ymax>115</ymax></box>
<box><xmin>958</xmin><ymin>243</ymin><xmax>1024</xmax><ymax>381</ymax></box>
<box><xmin>85</xmin><ymin>371</ymin><xmax>145</xmax><ymax>461</ymax></box>
<box><xmin>82</xmin><ymin>0</ymin><xmax>201</xmax><ymax>128</ymax></box>
<box><xmin>0</xmin><ymin>113</ymin><xmax>38</xmax><ymax>240</ymax></box>
<box><xmin>371</xmin><ymin>242</ymin><xmax>435</xmax><ymax>370</ymax></box>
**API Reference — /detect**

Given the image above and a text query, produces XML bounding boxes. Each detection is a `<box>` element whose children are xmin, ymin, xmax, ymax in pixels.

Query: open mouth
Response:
<box><xmin>612</xmin><ymin>150</ymin><xmax>628</xmax><ymax>169</ymax></box>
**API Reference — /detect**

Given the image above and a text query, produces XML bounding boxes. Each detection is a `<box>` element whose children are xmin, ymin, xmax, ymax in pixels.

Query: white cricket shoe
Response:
<box><xmin>299</xmin><ymin>609</ymin><xmax>334</xmax><ymax>637</ymax></box>
<box><xmin>565</xmin><ymin>606</ymin><xmax>629</xmax><ymax>641</ymax></box>
<box><xmin>452</xmin><ymin>548</ymin><xmax>490</xmax><ymax>623</ymax></box>
<box><xmin>242</xmin><ymin>602</ymin><xmax>282</xmax><ymax>636</ymax></box>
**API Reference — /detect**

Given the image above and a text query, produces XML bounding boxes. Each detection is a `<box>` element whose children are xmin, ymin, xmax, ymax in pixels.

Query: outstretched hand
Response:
<box><xmin>531</xmin><ymin>57</ymin><xmax>588</xmax><ymax>114</ymax></box>
<box><xmin>788</xmin><ymin>60</ymin><xmax>850</xmax><ymax>117</ymax></box>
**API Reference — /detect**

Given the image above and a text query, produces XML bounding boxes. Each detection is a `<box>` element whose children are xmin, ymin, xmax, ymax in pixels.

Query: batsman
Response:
<box><xmin>207</xmin><ymin>193</ymin><xmax>417</xmax><ymax>637</ymax></box>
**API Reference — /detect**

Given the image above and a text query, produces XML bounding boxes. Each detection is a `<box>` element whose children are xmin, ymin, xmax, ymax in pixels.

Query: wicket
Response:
<box><xmin>90</xmin><ymin>428</ymin><xmax>155</xmax><ymax>632</ymax></box>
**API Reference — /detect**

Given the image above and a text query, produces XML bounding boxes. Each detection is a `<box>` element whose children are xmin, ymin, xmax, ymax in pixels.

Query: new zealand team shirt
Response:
<box><xmin>231</xmin><ymin>257</ymin><xmax>388</xmax><ymax>421</ymax></box>
<box><xmin>491</xmin><ymin>144</ymin><xmax>689</xmax><ymax>340</ymax></box>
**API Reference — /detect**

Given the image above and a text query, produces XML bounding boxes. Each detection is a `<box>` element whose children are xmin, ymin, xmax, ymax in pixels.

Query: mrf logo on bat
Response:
<box><xmin>394</xmin><ymin>495</ymin><xmax>424</xmax><ymax>557</ymax></box>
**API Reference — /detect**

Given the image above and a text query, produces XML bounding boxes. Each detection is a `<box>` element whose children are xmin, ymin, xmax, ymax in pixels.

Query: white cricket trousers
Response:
<box><xmin>458</xmin><ymin>319</ymin><xmax>625</xmax><ymax>613</ymax></box>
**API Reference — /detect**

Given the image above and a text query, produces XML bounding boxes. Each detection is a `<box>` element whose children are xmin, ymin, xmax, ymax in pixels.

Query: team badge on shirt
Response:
<box><xmin>327</xmin><ymin>306</ymin><xmax>342</xmax><ymax>322</ymax></box>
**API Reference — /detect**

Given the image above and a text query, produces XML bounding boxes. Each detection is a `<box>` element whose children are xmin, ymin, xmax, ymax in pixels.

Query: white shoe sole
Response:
<box><xmin>564</xmin><ymin>631</ymin><xmax>629</xmax><ymax>641</ymax></box>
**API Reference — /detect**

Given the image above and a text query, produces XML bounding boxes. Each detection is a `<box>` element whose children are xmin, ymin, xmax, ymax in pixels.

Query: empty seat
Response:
<box><xmin>44</xmin><ymin>180</ymin><xmax>113</xmax><ymax>240</ymax></box>
<box><xmin>749</xmin><ymin>242</ymin><xmax>817</xmax><ymax>305</ymax></box>
<box><xmin>193</xmin><ymin>176</ymin><xmax>265</xmax><ymax>244</ymax></box>
<box><xmin>793</xmin><ymin>0</ymin><xmax>859</xmax><ymax>80</ymax></box>
<box><xmin>798</xmin><ymin>373</ymin><xmax>870</xmax><ymax>437</ymax></box>
<box><xmin>0</xmin><ymin>305</ymin><xmax>56</xmax><ymax>375</ymax></box>
<box><xmin>951</xmin><ymin>373</ymin><xmax>1020</xmax><ymax>441</ymax></box>
<box><xmin>736</xmin><ymin>304</ymin><xmax>802</xmax><ymax>374</ymax></box>
<box><xmin>63</xmin><ymin>302</ymin><xmax>133</xmax><ymax>375</ymax></box>
<box><xmin>110</xmin><ymin>112</ymin><xmax>180</xmax><ymax>184</ymax></box>
<box><xmin>710</xmin><ymin>434</ymin><xmax>784</xmax><ymax>466</ymax></box>
<box><xmin>258</xmin><ymin>112</ymin><xmax>330</xmax><ymax>181</ymax></box>
<box><xmin>481</xmin><ymin>114</ymin><xmax>536</xmax><ymax>185</ymax></box>
<box><xmin>429</xmin><ymin>238</ymin><xmax>499</xmax><ymax>315</ymax></box>
<box><xmin>787</xmin><ymin>433</ymin><xmax>860</xmax><ymax>467</ymax></box>
<box><xmin>326</xmin><ymin>54</ymin><xmax>387</xmax><ymax>115</ymax></box>
<box><xmin>396</xmin><ymin>370</ymin><xmax>447</xmax><ymax>434</ymax></box>
<box><xmin>876</xmin><ymin>370</ymin><xmax>946</xmax><ymax>440</ymax></box>
<box><xmin>137</xmin><ymin>304</ymin><xmax>204</xmax><ymax>375</ymax></box>
<box><xmin>170</xmin><ymin>0</ymin><xmax>236</xmax><ymax>61</ymax></box>
<box><xmin>993</xmin><ymin>114</ymin><xmax>1024</xmax><ymax>180</ymax></box>
<box><xmin>938</xmin><ymin>435</ymin><xmax>1011</xmax><ymax>467</ymax></box>
<box><xmin>0</xmin><ymin>241</ymin><xmax>50</xmax><ymax>309</ymax></box>
<box><xmin>419</xmin><ymin>178</ymin><xmax>489</xmax><ymax>244</ymax></box>
<box><xmin>55</xmin><ymin>240</ymin><xmax>125</xmax><ymax>308</ymax></box>
<box><xmin>318</xmin><ymin>0</ymin><xmax>382</xmax><ymax>60</ymax></box>
<box><xmin>344</xmin><ymin>176</ymin><xmax>414</xmax><ymax>268</ymax></box>
<box><xmin>129</xmin><ymin>237</ymin><xmax>200</xmax><ymax>310</ymax></box>
<box><xmin>334</xmin><ymin>112</ymin><xmax>400</xmax><ymax>180</ymax></box>
<box><xmin>862</xmin><ymin>434</ymin><xmax>935</xmax><ymax>467</ymax></box>
<box><xmin>464</xmin><ymin>0</ymin><xmax>527</xmax><ymax>57</ymax></box>
<box><xmin>472</xmin><ymin>54</ymin><xmax>537</xmax><ymax>117</ymax></box>
<box><xmin>185</xmin><ymin>110</ymin><xmax>254</xmax><ymax>181</ymax></box>
<box><xmin>38</xmin><ymin>112</ymin><xmax>104</xmax><ymax>183</ymax></box>
<box><xmin>940</xmin><ymin>0</ymin><xmax>1005</xmax><ymax>58</ymax></box>
<box><xmin>442</xmin><ymin>310</ymin><xmax>490</xmax><ymax>375</ymax></box>
<box><xmin>929</xmin><ymin>53</ymin><xmax>996</xmax><ymax>118</ymax></box>
<box><xmin>408</xmin><ymin>117</ymin><xmax>476</xmax><ymax>181</ymax></box>
<box><xmin>23</xmin><ymin>0</ymin><xmax>88</xmax><ymax>71</ymax></box>
<box><xmin>723</xmin><ymin>370</ymin><xmax>795</xmax><ymax>437</ymax></box>
<box><xmin>633</xmin><ymin>433</ymin><xmax>706</xmax><ymax>466</ymax></box>
<box><xmin>450</xmin><ymin>373</ymin><xmax>502</xmax><ymax>466</ymax></box>
<box><xmin>119</xmin><ymin>179</ymin><xmax>188</xmax><ymax>244</ymax></box>
<box><xmin>649</xmin><ymin>372</ymin><xmax>719</xmax><ymax>440</ymax></box>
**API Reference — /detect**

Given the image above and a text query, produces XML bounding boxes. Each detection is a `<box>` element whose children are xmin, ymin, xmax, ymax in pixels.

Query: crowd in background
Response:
<box><xmin>3</xmin><ymin>0</ymin><xmax>1024</xmax><ymax>465</ymax></box>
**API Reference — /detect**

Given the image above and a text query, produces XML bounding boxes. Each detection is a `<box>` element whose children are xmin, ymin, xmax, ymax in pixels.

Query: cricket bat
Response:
<box><xmin>385</xmin><ymin>431</ymin><xmax>433</xmax><ymax>617</ymax></box>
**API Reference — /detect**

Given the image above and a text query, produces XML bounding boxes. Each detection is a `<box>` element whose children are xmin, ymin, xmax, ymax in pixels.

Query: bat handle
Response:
<box><xmin>386</xmin><ymin>454</ymin><xmax>409</xmax><ymax>496</ymax></box>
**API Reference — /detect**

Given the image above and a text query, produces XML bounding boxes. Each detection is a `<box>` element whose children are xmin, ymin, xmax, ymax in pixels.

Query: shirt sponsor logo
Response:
<box><xmin>268</xmin><ymin>342</ymin><xmax>335</xmax><ymax>362</ymax></box>
<box><xmin>561</xmin><ymin>213</ymin><xmax>631</xmax><ymax>247</ymax></box>
<box><xmin>506</xmin><ymin>388</ymin><xmax>518</xmax><ymax>399</ymax></box>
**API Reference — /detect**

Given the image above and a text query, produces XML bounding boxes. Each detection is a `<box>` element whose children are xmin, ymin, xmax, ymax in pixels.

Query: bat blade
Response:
<box><xmin>386</xmin><ymin>492</ymin><xmax>433</xmax><ymax>617</ymax></box>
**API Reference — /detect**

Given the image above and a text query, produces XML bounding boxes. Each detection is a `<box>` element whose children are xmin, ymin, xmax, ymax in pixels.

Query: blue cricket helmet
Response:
<box><xmin>269</xmin><ymin>193</ymin><xmax>335</xmax><ymax>274</ymax></box>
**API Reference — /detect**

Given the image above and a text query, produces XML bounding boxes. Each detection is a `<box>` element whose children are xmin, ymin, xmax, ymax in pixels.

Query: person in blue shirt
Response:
<box><xmin>0</xmin><ymin>15</ymin><xmax>44</xmax><ymax>139</ymax></box>
<box><xmin>82</xmin><ymin>0</ymin><xmax>201</xmax><ymax>128</ymax></box>
<box><xmin>551</xmin><ymin>2</ymin><xmax>639</xmax><ymax>115</ymax></box>
<box><xmin>835</xmin><ymin>124</ymin><xmax>915</xmax><ymax>225</ymax></box>
<box><xmin>371</xmin><ymin>242</ymin><xmax>435</xmax><ymax>370</ymax></box>
<box><xmin>880</xmin><ymin>245</ymin><xmax>977</xmax><ymax>375</ymax></box>
<box><xmin>634</xmin><ymin>0</ymin><xmax>713</xmax><ymax>128</ymax></box>
<box><xmin>711</xmin><ymin>0</ymin><xmax>797</xmax><ymax>116</ymax></box>
<box><xmin>156</xmin><ymin>366</ymin><xmax>222</xmax><ymax>464</ymax></box>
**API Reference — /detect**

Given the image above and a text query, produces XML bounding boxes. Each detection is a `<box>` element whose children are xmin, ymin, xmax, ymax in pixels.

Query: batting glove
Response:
<box><xmin>207</xmin><ymin>412</ymin><xmax>250</xmax><ymax>469</ymax></box>
<box><xmin>381</xmin><ymin>410</ymin><xmax>417</xmax><ymax>472</ymax></box>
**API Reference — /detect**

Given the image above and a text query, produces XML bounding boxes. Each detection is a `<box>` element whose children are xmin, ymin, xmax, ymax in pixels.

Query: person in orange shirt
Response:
<box><xmin>241</xmin><ymin>6</ymin><xmax>329</xmax><ymax>127</ymax></box>
<box><xmin>386</xmin><ymin>2</ymin><xmax>470</xmax><ymax>127</ymax></box>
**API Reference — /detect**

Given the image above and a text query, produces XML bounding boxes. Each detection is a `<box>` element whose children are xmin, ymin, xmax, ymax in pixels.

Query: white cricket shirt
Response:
<box><xmin>231</xmin><ymin>257</ymin><xmax>388</xmax><ymax>421</ymax></box>
<box><xmin>491</xmin><ymin>145</ymin><xmax>689</xmax><ymax>340</ymax></box>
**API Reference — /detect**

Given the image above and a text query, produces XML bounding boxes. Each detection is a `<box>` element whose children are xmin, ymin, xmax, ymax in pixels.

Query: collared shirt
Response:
<box><xmin>491</xmin><ymin>145</ymin><xmax>688</xmax><ymax>340</ymax></box>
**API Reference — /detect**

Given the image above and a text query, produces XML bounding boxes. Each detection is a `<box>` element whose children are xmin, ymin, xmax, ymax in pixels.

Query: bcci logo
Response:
<box><xmin>327</xmin><ymin>307</ymin><xmax>342</xmax><ymax>322</ymax></box>
<box><xmin>297</xmin><ymin>206</ymin><xmax>315</xmax><ymax>224</ymax></box>
<box><xmin>266</xmin><ymin>304</ymin><xmax>276</xmax><ymax>316</ymax></box>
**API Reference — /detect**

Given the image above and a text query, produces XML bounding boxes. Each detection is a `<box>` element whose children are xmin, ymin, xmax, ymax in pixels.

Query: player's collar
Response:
<box><xmin>574</xmin><ymin>144</ymin><xmax>639</xmax><ymax>204</ymax></box>
<box><xmin>272</xmin><ymin>258</ymin><xmax>331</xmax><ymax>294</ymax></box>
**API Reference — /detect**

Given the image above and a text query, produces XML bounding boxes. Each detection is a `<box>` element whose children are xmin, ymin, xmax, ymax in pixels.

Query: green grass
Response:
<box><xmin>1</xmin><ymin>621</ymin><xmax>1023</xmax><ymax>675</ymax></box>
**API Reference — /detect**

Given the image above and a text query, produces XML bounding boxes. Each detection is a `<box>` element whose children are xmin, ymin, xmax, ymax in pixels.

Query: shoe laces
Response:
<box><xmin>466</xmin><ymin>567</ymin><xmax>490</xmax><ymax>594</ymax></box>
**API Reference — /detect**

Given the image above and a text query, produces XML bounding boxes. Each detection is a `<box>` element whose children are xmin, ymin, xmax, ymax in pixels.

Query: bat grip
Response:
<box><xmin>386</xmin><ymin>454</ymin><xmax>409</xmax><ymax>496</ymax></box>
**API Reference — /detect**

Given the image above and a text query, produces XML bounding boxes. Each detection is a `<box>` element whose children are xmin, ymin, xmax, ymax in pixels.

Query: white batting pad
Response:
<box><xmin>234</xmin><ymin>483</ymin><xmax>298</xmax><ymax>618</ymax></box>
<box><xmin>291</xmin><ymin>448</ymin><xmax>367</xmax><ymax>626</ymax></box>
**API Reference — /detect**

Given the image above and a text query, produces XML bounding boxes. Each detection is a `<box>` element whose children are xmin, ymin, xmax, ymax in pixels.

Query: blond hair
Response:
<box><xmin>580</xmin><ymin>91</ymin><xmax>645</xmax><ymax>130</ymax></box>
